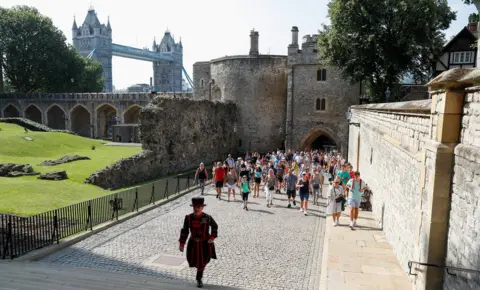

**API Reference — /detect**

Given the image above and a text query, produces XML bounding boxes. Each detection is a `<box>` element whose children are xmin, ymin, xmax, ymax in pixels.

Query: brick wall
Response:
<box><xmin>444</xmin><ymin>87</ymin><xmax>480</xmax><ymax>290</ymax></box>
<box><xmin>348</xmin><ymin>100</ymin><xmax>431</xmax><ymax>272</ymax></box>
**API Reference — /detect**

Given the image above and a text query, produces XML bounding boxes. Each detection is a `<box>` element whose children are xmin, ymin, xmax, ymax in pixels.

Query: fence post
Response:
<box><xmin>115</xmin><ymin>195</ymin><xmax>119</xmax><ymax>221</ymax></box>
<box><xmin>52</xmin><ymin>211</ymin><xmax>59</xmax><ymax>244</ymax></box>
<box><xmin>187</xmin><ymin>173</ymin><xmax>190</xmax><ymax>190</ymax></box>
<box><xmin>151</xmin><ymin>182</ymin><xmax>155</xmax><ymax>205</ymax></box>
<box><xmin>88</xmin><ymin>201</ymin><xmax>93</xmax><ymax>231</ymax></box>
<box><xmin>176</xmin><ymin>176</ymin><xmax>180</xmax><ymax>194</ymax></box>
<box><xmin>165</xmin><ymin>179</ymin><xmax>169</xmax><ymax>199</ymax></box>
<box><xmin>135</xmin><ymin>188</ymin><xmax>139</xmax><ymax>212</ymax></box>
<box><xmin>2</xmin><ymin>216</ymin><xmax>12</xmax><ymax>259</ymax></box>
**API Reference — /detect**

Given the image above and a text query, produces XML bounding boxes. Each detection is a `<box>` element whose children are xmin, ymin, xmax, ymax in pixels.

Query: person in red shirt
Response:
<box><xmin>348</xmin><ymin>163</ymin><xmax>355</xmax><ymax>179</ymax></box>
<box><xmin>214</xmin><ymin>162</ymin><xmax>226</xmax><ymax>199</ymax></box>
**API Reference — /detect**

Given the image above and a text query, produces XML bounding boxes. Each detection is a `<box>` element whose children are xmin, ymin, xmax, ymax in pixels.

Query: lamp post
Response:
<box><xmin>385</xmin><ymin>87</ymin><xmax>391</xmax><ymax>103</ymax></box>
<box><xmin>345</xmin><ymin>109</ymin><xmax>360</xmax><ymax>127</ymax></box>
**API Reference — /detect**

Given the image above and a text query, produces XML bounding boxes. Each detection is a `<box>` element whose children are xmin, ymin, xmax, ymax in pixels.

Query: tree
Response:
<box><xmin>79</xmin><ymin>58</ymin><xmax>104</xmax><ymax>92</ymax></box>
<box><xmin>0</xmin><ymin>6</ymin><xmax>103</xmax><ymax>93</ymax></box>
<box><xmin>317</xmin><ymin>0</ymin><xmax>456</xmax><ymax>101</ymax></box>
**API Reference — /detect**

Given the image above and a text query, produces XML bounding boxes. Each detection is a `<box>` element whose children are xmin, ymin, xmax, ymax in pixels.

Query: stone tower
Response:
<box><xmin>72</xmin><ymin>6</ymin><xmax>113</xmax><ymax>92</ymax></box>
<box><xmin>152</xmin><ymin>31</ymin><xmax>183</xmax><ymax>92</ymax></box>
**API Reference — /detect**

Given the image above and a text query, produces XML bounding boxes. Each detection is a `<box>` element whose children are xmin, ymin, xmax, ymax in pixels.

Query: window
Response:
<box><xmin>317</xmin><ymin>69</ymin><xmax>327</xmax><ymax>81</ymax></box>
<box><xmin>200</xmin><ymin>79</ymin><xmax>204</xmax><ymax>88</ymax></box>
<box><xmin>315</xmin><ymin>98</ymin><xmax>326</xmax><ymax>111</ymax></box>
<box><xmin>452</xmin><ymin>51</ymin><xmax>473</xmax><ymax>64</ymax></box>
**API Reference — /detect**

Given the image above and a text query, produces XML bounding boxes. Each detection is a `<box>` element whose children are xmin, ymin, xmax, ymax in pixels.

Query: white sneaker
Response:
<box><xmin>304</xmin><ymin>211</ymin><xmax>308</xmax><ymax>216</ymax></box>
<box><xmin>353</xmin><ymin>220</ymin><xmax>357</xmax><ymax>227</ymax></box>
<box><xmin>299</xmin><ymin>208</ymin><xmax>304</xmax><ymax>212</ymax></box>
<box><xmin>335</xmin><ymin>220</ymin><xmax>339</xmax><ymax>226</ymax></box>
<box><xmin>333</xmin><ymin>221</ymin><xmax>337</xmax><ymax>227</ymax></box>
<box><xmin>349</xmin><ymin>221</ymin><xmax>354</xmax><ymax>229</ymax></box>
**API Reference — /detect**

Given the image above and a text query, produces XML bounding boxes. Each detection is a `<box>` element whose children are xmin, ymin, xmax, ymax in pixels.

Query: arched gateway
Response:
<box><xmin>299</xmin><ymin>127</ymin><xmax>341</xmax><ymax>152</ymax></box>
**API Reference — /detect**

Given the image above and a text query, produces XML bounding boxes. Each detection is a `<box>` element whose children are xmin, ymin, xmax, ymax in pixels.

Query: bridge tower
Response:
<box><xmin>152</xmin><ymin>31</ymin><xmax>183</xmax><ymax>92</ymax></box>
<box><xmin>72</xmin><ymin>7</ymin><xmax>113</xmax><ymax>92</ymax></box>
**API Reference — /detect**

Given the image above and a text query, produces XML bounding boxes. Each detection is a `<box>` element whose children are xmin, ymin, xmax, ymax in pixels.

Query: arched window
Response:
<box><xmin>315</xmin><ymin>98</ymin><xmax>321</xmax><ymax>111</ymax></box>
<box><xmin>321</xmin><ymin>98</ymin><xmax>326</xmax><ymax>111</ymax></box>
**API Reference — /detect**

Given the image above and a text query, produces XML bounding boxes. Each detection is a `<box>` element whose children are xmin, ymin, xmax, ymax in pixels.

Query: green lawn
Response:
<box><xmin>0</xmin><ymin>123</ymin><xmax>142</xmax><ymax>216</ymax></box>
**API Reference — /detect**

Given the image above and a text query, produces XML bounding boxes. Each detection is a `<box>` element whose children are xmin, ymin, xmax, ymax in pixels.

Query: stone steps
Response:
<box><xmin>0</xmin><ymin>261</ymin><xmax>201</xmax><ymax>290</ymax></box>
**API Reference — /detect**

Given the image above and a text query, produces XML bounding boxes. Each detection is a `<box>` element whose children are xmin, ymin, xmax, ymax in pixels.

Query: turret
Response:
<box><xmin>72</xmin><ymin>16</ymin><xmax>78</xmax><ymax>38</ymax></box>
<box><xmin>152</xmin><ymin>37</ymin><xmax>157</xmax><ymax>51</ymax></box>
<box><xmin>249</xmin><ymin>29</ymin><xmax>259</xmax><ymax>56</ymax></box>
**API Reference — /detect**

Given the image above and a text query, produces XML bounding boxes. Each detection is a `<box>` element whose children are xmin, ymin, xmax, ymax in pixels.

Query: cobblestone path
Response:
<box><xmin>41</xmin><ymin>185</ymin><xmax>327</xmax><ymax>290</ymax></box>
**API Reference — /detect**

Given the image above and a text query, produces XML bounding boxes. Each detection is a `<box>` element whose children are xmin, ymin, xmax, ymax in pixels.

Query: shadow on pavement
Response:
<box><xmin>40</xmin><ymin>247</ymin><xmax>244</xmax><ymax>290</ymax></box>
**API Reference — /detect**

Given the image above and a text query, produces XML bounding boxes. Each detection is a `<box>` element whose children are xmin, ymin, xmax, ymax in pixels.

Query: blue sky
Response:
<box><xmin>1</xmin><ymin>0</ymin><xmax>477</xmax><ymax>89</ymax></box>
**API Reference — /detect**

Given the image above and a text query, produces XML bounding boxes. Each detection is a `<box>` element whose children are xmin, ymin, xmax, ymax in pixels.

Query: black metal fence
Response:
<box><xmin>0</xmin><ymin>170</ymin><xmax>203</xmax><ymax>259</ymax></box>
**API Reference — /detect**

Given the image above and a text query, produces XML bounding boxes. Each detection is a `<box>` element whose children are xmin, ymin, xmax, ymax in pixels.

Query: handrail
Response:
<box><xmin>408</xmin><ymin>261</ymin><xmax>480</xmax><ymax>277</ymax></box>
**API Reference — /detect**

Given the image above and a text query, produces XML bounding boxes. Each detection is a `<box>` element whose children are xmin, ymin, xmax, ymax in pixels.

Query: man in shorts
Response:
<box><xmin>284</xmin><ymin>170</ymin><xmax>298</xmax><ymax>208</ymax></box>
<box><xmin>346</xmin><ymin>171</ymin><xmax>367</xmax><ymax>229</ymax></box>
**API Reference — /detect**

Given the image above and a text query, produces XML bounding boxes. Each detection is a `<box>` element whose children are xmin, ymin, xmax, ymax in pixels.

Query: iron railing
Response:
<box><xmin>0</xmin><ymin>170</ymin><xmax>203</xmax><ymax>259</ymax></box>
<box><xmin>408</xmin><ymin>261</ymin><xmax>480</xmax><ymax>277</ymax></box>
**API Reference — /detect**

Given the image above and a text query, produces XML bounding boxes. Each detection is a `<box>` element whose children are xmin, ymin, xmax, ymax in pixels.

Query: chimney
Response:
<box><xmin>468</xmin><ymin>13</ymin><xmax>479</xmax><ymax>38</ymax></box>
<box><xmin>291</xmin><ymin>26</ymin><xmax>299</xmax><ymax>47</ymax></box>
<box><xmin>250</xmin><ymin>29</ymin><xmax>259</xmax><ymax>56</ymax></box>
<box><xmin>468</xmin><ymin>22</ymin><xmax>478</xmax><ymax>37</ymax></box>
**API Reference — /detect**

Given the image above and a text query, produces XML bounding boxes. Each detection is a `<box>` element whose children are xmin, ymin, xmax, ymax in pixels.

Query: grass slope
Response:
<box><xmin>0</xmin><ymin>123</ymin><xmax>141</xmax><ymax>216</ymax></box>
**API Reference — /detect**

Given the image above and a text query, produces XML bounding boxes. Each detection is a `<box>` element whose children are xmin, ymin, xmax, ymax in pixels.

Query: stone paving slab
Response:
<box><xmin>39</xmin><ymin>184</ymin><xmax>327</xmax><ymax>290</ymax></box>
<box><xmin>321</xmin><ymin>209</ymin><xmax>411</xmax><ymax>290</ymax></box>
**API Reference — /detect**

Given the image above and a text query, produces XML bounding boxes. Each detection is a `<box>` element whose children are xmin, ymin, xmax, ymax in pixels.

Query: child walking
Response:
<box><xmin>240</xmin><ymin>176</ymin><xmax>250</xmax><ymax>211</ymax></box>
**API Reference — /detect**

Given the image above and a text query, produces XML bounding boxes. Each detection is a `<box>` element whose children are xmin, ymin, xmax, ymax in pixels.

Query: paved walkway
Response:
<box><xmin>320</xmin><ymin>209</ymin><xmax>411</xmax><ymax>290</ymax></box>
<box><xmin>37</xmin><ymin>185</ymin><xmax>327</xmax><ymax>290</ymax></box>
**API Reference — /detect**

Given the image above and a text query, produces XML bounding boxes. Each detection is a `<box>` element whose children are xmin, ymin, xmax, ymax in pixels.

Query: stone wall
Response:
<box><xmin>444</xmin><ymin>86</ymin><xmax>480</xmax><ymax>290</ymax></box>
<box><xmin>193</xmin><ymin>62</ymin><xmax>211</xmax><ymax>99</ymax></box>
<box><xmin>348</xmin><ymin>68</ymin><xmax>480</xmax><ymax>290</ymax></box>
<box><xmin>289</xmin><ymin>65</ymin><xmax>360</xmax><ymax>153</ymax></box>
<box><xmin>348</xmin><ymin>100</ymin><xmax>431</xmax><ymax>272</ymax></box>
<box><xmin>209</xmin><ymin>56</ymin><xmax>287</xmax><ymax>152</ymax></box>
<box><xmin>85</xmin><ymin>96</ymin><xmax>236</xmax><ymax>189</ymax></box>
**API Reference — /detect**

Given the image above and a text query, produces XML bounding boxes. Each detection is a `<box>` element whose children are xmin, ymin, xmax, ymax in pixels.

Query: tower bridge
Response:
<box><xmin>72</xmin><ymin>7</ymin><xmax>192</xmax><ymax>92</ymax></box>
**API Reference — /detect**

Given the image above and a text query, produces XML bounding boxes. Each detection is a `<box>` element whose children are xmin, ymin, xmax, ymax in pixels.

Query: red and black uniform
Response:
<box><xmin>179</xmin><ymin>212</ymin><xmax>218</xmax><ymax>281</ymax></box>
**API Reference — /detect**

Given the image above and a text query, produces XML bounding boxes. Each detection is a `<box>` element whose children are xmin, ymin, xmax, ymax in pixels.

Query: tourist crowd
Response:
<box><xmin>195</xmin><ymin>149</ymin><xmax>369</xmax><ymax>229</ymax></box>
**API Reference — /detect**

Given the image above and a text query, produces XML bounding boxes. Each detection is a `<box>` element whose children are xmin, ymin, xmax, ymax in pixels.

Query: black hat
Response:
<box><xmin>190</xmin><ymin>196</ymin><xmax>206</xmax><ymax>207</ymax></box>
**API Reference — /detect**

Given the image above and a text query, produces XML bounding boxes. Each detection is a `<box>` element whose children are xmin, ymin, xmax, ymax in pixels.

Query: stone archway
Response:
<box><xmin>46</xmin><ymin>104</ymin><xmax>66</xmax><ymax>130</ymax></box>
<box><xmin>123</xmin><ymin>105</ymin><xmax>142</xmax><ymax>124</ymax></box>
<box><xmin>300</xmin><ymin>127</ymin><xmax>342</xmax><ymax>153</ymax></box>
<box><xmin>96</xmin><ymin>103</ymin><xmax>117</xmax><ymax>139</ymax></box>
<box><xmin>2</xmin><ymin>104</ymin><xmax>20</xmax><ymax>118</ymax></box>
<box><xmin>24</xmin><ymin>104</ymin><xmax>43</xmax><ymax>124</ymax></box>
<box><xmin>70</xmin><ymin>105</ymin><xmax>91</xmax><ymax>137</ymax></box>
